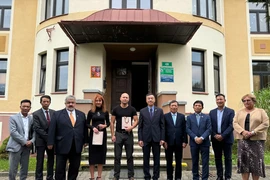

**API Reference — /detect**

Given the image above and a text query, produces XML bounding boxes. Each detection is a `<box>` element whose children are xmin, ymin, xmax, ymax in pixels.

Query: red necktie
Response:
<box><xmin>45</xmin><ymin>110</ymin><xmax>50</xmax><ymax>125</ymax></box>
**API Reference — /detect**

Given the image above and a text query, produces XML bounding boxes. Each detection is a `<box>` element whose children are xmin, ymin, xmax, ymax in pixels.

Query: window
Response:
<box><xmin>252</xmin><ymin>61</ymin><xmax>270</xmax><ymax>91</ymax></box>
<box><xmin>213</xmin><ymin>55</ymin><xmax>220</xmax><ymax>94</ymax></box>
<box><xmin>55</xmin><ymin>50</ymin><xmax>68</xmax><ymax>92</ymax></box>
<box><xmin>193</xmin><ymin>0</ymin><xmax>216</xmax><ymax>21</ymax></box>
<box><xmin>192</xmin><ymin>50</ymin><xmax>205</xmax><ymax>92</ymax></box>
<box><xmin>45</xmin><ymin>0</ymin><xmax>69</xmax><ymax>20</ymax></box>
<box><xmin>110</xmin><ymin>0</ymin><xmax>152</xmax><ymax>9</ymax></box>
<box><xmin>39</xmin><ymin>54</ymin><xmax>47</xmax><ymax>94</ymax></box>
<box><xmin>0</xmin><ymin>59</ymin><xmax>7</xmax><ymax>95</ymax></box>
<box><xmin>0</xmin><ymin>0</ymin><xmax>12</xmax><ymax>30</ymax></box>
<box><xmin>249</xmin><ymin>2</ymin><xmax>269</xmax><ymax>33</ymax></box>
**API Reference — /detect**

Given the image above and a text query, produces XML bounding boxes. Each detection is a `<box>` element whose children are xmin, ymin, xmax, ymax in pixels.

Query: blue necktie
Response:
<box><xmin>150</xmin><ymin>108</ymin><xmax>153</xmax><ymax>119</ymax></box>
<box><xmin>172</xmin><ymin>114</ymin><xmax>176</xmax><ymax>125</ymax></box>
<box><xmin>196</xmin><ymin>114</ymin><xmax>200</xmax><ymax>126</ymax></box>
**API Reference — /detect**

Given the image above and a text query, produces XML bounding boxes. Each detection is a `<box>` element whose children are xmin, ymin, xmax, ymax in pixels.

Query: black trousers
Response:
<box><xmin>114</xmin><ymin>132</ymin><xmax>134</xmax><ymax>179</ymax></box>
<box><xmin>165</xmin><ymin>143</ymin><xmax>183</xmax><ymax>180</ymax></box>
<box><xmin>143</xmin><ymin>141</ymin><xmax>161</xmax><ymax>180</ymax></box>
<box><xmin>35</xmin><ymin>146</ymin><xmax>55</xmax><ymax>180</ymax></box>
<box><xmin>55</xmin><ymin>141</ymin><xmax>81</xmax><ymax>180</ymax></box>
<box><xmin>212</xmin><ymin>141</ymin><xmax>232</xmax><ymax>179</ymax></box>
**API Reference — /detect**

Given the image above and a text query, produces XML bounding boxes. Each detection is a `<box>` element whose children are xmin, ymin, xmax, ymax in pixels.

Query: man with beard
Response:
<box><xmin>110</xmin><ymin>93</ymin><xmax>138</xmax><ymax>180</ymax></box>
<box><xmin>48</xmin><ymin>95</ymin><xmax>88</xmax><ymax>180</ymax></box>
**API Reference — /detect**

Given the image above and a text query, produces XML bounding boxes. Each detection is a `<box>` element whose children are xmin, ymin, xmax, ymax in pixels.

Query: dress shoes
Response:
<box><xmin>225</xmin><ymin>178</ymin><xmax>231</xmax><ymax>180</ymax></box>
<box><xmin>216</xmin><ymin>177</ymin><xmax>223</xmax><ymax>180</ymax></box>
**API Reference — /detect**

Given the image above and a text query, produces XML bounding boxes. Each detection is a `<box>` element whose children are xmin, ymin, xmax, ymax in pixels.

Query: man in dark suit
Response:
<box><xmin>33</xmin><ymin>95</ymin><xmax>55</xmax><ymax>180</ymax></box>
<box><xmin>164</xmin><ymin>100</ymin><xmax>188</xmax><ymax>180</ymax></box>
<box><xmin>209</xmin><ymin>94</ymin><xmax>234</xmax><ymax>180</ymax></box>
<box><xmin>138</xmin><ymin>93</ymin><xmax>165</xmax><ymax>180</ymax></box>
<box><xmin>48</xmin><ymin>95</ymin><xmax>88</xmax><ymax>180</ymax></box>
<box><xmin>186</xmin><ymin>100</ymin><xmax>211</xmax><ymax>180</ymax></box>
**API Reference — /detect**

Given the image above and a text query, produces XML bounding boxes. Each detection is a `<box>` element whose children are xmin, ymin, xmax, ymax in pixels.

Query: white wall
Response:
<box><xmin>157</xmin><ymin>25</ymin><xmax>225</xmax><ymax>113</ymax></box>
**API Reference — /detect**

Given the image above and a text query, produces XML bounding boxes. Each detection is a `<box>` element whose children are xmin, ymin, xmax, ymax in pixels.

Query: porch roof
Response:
<box><xmin>59</xmin><ymin>9</ymin><xmax>202</xmax><ymax>45</ymax></box>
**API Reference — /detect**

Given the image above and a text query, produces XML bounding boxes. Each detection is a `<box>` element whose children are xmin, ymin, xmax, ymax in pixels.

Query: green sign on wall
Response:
<box><xmin>162</xmin><ymin>62</ymin><xmax>172</xmax><ymax>67</ymax></box>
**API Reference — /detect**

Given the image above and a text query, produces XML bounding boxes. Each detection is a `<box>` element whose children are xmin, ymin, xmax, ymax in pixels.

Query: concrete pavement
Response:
<box><xmin>1</xmin><ymin>168</ymin><xmax>270</xmax><ymax>180</ymax></box>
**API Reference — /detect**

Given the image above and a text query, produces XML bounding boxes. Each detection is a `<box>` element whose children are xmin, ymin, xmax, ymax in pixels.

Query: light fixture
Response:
<box><xmin>130</xmin><ymin>47</ymin><xmax>136</xmax><ymax>52</ymax></box>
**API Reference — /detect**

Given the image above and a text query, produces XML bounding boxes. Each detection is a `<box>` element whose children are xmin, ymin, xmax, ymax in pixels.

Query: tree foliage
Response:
<box><xmin>254</xmin><ymin>87</ymin><xmax>270</xmax><ymax>151</ymax></box>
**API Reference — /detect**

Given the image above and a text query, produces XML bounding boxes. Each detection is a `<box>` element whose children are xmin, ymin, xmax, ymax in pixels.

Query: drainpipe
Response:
<box><xmin>72</xmin><ymin>45</ymin><xmax>76</xmax><ymax>95</ymax></box>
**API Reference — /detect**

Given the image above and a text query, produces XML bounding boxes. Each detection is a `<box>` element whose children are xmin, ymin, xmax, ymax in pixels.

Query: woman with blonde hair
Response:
<box><xmin>233</xmin><ymin>93</ymin><xmax>269</xmax><ymax>180</ymax></box>
<box><xmin>86</xmin><ymin>94</ymin><xmax>110</xmax><ymax>180</ymax></box>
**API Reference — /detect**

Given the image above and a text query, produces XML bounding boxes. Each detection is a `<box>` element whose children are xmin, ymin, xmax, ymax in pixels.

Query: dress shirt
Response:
<box><xmin>66</xmin><ymin>109</ymin><xmax>77</xmax><ymax>122</ymax></box>
<box><xmin>42</xmin><ymin>108</ymin><xmax>50</xmax><ymax>120</ymax></box>
<box><xmin>217</xmin><ymin>108</ymin><xmax>224</xmax><ymax>134</ymax></box>
<box><xmin>148</xmin><ymin>106</ymin><xmax>154</xmax><ymax>117</ymax></box>
<box><xmin>20</xmin><ymin>113</ymin><xmax>29</xmax><ymax>140</ymax></box>
<box><xmin>171</xmin><ymin>113</ymin><xmax>177</xmax><ymax>125</ymax></box>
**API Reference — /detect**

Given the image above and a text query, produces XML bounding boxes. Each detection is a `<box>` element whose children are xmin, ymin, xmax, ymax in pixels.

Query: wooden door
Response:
<box><xmin>111</xmin><ymin>61</ymin><xmax>131</xmax><ymax>109</ymax></box>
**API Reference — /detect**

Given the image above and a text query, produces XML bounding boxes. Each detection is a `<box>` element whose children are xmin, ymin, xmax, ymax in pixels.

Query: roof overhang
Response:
<box><xmin>59</xmin><ymin>9</ymin><xmax>202</xmax><ymax>45</ymax></box>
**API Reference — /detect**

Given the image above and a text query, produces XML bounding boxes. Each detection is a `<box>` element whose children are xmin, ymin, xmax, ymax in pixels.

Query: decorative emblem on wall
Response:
<box><xmin>116</xmin><ymin>68</ymin><xmax>127</xmax><ymax>76</ymax></box>
<box><xmin>46</xmin><ymin>26</ymin><xmax>55</xmax><ymax>41</ymax></box>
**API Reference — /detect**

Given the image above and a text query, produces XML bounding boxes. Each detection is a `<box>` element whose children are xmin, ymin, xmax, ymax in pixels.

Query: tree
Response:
<box><xmin>254</xmin><ymin>86</ymin><xmax>270</xmax><ymax>150</ymax></box>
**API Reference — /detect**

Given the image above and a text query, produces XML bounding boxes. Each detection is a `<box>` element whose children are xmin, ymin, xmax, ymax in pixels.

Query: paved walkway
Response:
<box><xmin>1</xmin><ymin>168</ymin><xmax>270</xmax><ymax>180</ymax></box>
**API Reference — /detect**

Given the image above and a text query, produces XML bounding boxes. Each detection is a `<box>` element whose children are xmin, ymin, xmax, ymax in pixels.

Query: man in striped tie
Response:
<box><xmin>33</xmin><ymin>95</ymin><xmax>55</xmax><ymax>180</ymax></box>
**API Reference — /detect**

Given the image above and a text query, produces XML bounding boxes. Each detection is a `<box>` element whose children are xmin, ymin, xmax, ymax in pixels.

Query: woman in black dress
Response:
<box><xmin>86</xmin><ymin>94</ymin><xmax>110</xmax><ymax>180</ymax></box>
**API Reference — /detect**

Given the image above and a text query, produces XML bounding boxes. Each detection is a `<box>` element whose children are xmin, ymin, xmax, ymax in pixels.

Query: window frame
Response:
<box><xmin>39</xmin><ymin>54</ymin><xmax>47</xmax><ymax>94</ymax></box>
<box><xmin>55</xmin><ymin>49</ymin><xmax>69</xmax><ymax>92</ymax></box>
<box><xmin>252</xmin><ymin>61</ymin><xmax>270</xmax><ymax>90</ymax></box>
<box><xmin>192</xmin><ymin>50</ymin><xmax>205</xmax><ymax>92</ymax></box>
<box><xmin>249</xmin><ymin>3</ymin><xmax>270</xmax><ymax>34</ymax></box>
<box><xmin>193</xmin><ymin>0</ymin><xmax>217</xmax><ymax>21</ymax></box>
<box><xmin>110</xmin><ymin>0</ymin><xmax>153</xmax><ymax>9</ymax></box>
<box><xmin>0</xmin><ymin>5</ymin><xmax>11</xmax><ymax>30</ymax></box>
<box><xmin>213</xmin><ymin>54</ymin><xmax>220</xmax><ymax>94</ymax></box>
<box><xmin>45</xmin><ymin>0</ymin><xmax>68</xmax><ymax>20</ymax></box>
<box><xmin>0</xmin><ymin>59</ymin><xmax>7</xmax><ymax>96</ymax></box>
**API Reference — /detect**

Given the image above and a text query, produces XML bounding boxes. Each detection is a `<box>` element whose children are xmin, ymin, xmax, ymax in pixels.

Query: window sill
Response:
<box><xmin>0</xmin><ymin>95</ymin><xmax>5</xmax><ymax>98</ymax></box>
<box><xmin>192</xmin><ymin>91</ymin><xmax>209</xmax><ymax>95</ymax></box>
<box><xmin>51</xmin><ymin>91</ymin><xmax>67</xmax><ymax>95</ymax></box>
<box><xmin>34</xmin><ymin>93</ymin><xmax>44</xmax><ymax>97</ymax></box>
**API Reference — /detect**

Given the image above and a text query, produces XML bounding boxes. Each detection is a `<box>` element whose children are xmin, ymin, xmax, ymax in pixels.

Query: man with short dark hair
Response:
<box><xmin>138</xmin><ymin>93</ymin><xmax>165</xmax><ymax>180</ymax></box>
<box><xmin>33</xmin><ymin>95</ymin><xmax>55</xmax><ymax>180</ymax></box>
<box><xmin>164</xmin><ymin>100</ymin><xmax>187</xmax><ymax>180</ymax></box>
<box><xmin>186</xmin><ymin>100</ymin><xmax>211</xmax><ymax>180</ymax></box>
<box><xmin>6</xmin><ymin>99</ymin><xmax>35</xmax><ymax>180</ymax></box>
<box><xmin>110</xmin><ymin>93</ymin><xmax>138</xmax><ymax>180</ymax></box>
<box><xmin>209</xmin><ymin>94</ymin><xmax>234</xmax><ymax>180</ymax></box>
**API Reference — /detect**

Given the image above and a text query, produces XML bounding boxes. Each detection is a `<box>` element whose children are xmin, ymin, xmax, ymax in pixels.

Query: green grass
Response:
<box><xmin>0</xmin><ymin>157</ymin><xmax>47</xmax><ymax>172</ymax></box>
<box><xmin>209</xmin><ymin>151</ymin><xmax>270</xmax><ymax>166</ymax></box>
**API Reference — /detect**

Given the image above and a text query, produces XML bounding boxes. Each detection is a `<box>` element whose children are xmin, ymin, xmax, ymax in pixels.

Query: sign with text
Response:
<box><xmin>160</xmin><ymin>67</ymin><xmax>174</xmax><ymax>82</ymax></box>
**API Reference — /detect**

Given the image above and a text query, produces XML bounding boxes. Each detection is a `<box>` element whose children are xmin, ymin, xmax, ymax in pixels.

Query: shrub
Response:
<box><xmin>254</xmin><ymin>86</ymin><xmax>270</xmax><ymax>151</ymax></box>
<box><xmin>0</xmin><ymin>136</ymin><xmax>10</xmax><ymax>159</ymax></box>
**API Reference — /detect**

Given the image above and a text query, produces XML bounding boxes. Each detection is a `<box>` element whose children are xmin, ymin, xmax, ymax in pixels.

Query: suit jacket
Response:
<box><xmin>47</xmin><ymin>108</ymin><xmax>88</xmax><ymax>154</ymax></box>
<box><xmin>209</xmin><ymin>107</ymin><xmax>235</xmax><ymax>144</ymax></box>
<box><xmin>138</xmin><ymin>106</ymin><xmax>165</xmax><ymax>143</ymax></box>
<box><xmin>186</xmin><ymin>113</ymin><xmax>211</xmax><ymax>147</ymax></box>
<box><xmin>33</xmin><ymin>108</ymin><xmax>55</xmax><ymax>146</ymax></box>
<box><xmin>6</xmin><ymin>113</ymin><xmax>35</xmax><ymax>152</ymax></box>
<box><xmin>233</xmin><ymin>108</ymin><xmax>269</xmax><ymax>140</ymax></box>
<box><xmin>164</xmin><ymin>112</ymin><xmax>188</xmax><ymax>146</ymax></box>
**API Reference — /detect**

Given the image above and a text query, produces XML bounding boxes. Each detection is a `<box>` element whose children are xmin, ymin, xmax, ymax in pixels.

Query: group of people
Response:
<box><xmin>5</xmin><ymin>92</ymin><xmax>269</xmax><ymax>180</ymax></box>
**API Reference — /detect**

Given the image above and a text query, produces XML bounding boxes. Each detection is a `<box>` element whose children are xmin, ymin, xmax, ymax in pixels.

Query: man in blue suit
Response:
<box><xmin>186</xmin><ymin>100</ymin><xmax>211</xmax><ymax>180</ymax></box>
<box><xmin>48</xmin><ymin>95</ymin><xmax>88</xmax><ymax>180</ymax></box>
<box><xmin>209</xmin><ymin>94</ymin><xmax>234</xmax><ymax>180</ymax></box>
<box><xmin>164</xmin><ymin>100</ymin><xmax>188</xmax><ymax>180</ymax></box>
<box><xmin>138</xmin><ymin>93</ymin><xmax>165</xmax><ymax>180</ymax></box>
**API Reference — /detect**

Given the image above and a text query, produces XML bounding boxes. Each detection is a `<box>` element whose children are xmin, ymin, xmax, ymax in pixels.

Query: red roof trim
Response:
<box><xmin>81</xmin><ymin>9</ymin><xmax>180</xmax><ymax>23</ymax></box>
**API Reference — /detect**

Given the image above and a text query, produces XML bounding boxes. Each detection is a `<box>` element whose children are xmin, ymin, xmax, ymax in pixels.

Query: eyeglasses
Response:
<box><xmin>242</xmin><ymin>99</ymin><xmax>252</xmax><ymax>103</ymax></box>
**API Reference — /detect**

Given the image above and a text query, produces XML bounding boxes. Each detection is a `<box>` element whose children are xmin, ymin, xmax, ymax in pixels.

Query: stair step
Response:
<box><xmin>82</xmin><ymin>152</ymin><xmax>166</xmax><ymax>158</ymax></box>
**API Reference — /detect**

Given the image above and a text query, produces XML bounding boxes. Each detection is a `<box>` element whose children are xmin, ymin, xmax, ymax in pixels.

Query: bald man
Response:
<box><xmin>110</xmin><ymin>93</ymin><xmax>139</xmax><ymax>180</ymax></box>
